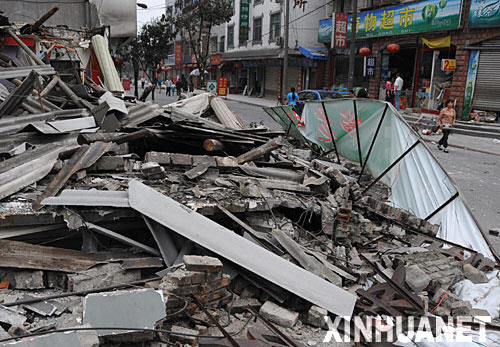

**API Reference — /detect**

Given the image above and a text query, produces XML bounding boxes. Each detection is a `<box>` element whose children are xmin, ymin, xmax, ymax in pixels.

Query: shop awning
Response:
<box><xmin>298</xmin><ymin>46</ymin><xmax>328</xmax><ymax>60</ymax></box>
<box><xmin>422</xmin><ymin>36</ymin><xmax>451</xmax><ymax>49</ymax></box>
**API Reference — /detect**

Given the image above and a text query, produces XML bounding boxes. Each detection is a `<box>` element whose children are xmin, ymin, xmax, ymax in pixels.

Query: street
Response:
<box><xmin>146</xmin><ymin>89</ymin><xmax>500</xmax><ymax>248</ymax></box>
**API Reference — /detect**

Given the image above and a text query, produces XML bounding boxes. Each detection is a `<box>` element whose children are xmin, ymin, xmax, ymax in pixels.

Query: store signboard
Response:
<box><xmin>364</xmin><ymin>56</ymin><xmax>376</xmax><ymax>77</ymax></box>
<box><xmin>218</xmin><ymin>77</ymin><xmax>228</xmax><ymax>96</ymax></box>
<box><xmin>469</xmin><ymin>0</ymin><xmax>500</xmax><ymax>28</ymax></box>
<box><xmin>462</xmin><ymin>50</ymin><xmax>480</xmax><ymax>119</ymax></box>
<box><xmin>441</xmin><ymin>58</ymin><xmax>456</xmax><ymax>71</ymax></box>
<box><xmin>239</xmin><ymin>0</ymin><xmax>250</xmax><ymax>41</ymax></box>
<box><xmin>207</xmin><ymin>80</ymin><xmax>217</xmax><ymax>94</ymax></box>
<box><xmin>175</xmin><ymin>42</ymin><xmax>182</xmax><ymax>65</ymax></box>
<box><xmin>332</xmin><ymin>13</ymin><xmax>348</xmax><ymax>49</ymax></box>
<box><xmin>318</xmin><ymin>0</ymin><xmax>462</xmax><ymax>42</ymax></box>
<box><xmin>210</xmin><ymin>54</ymin><xmax>222</xmax><ymax>66</ymax></box>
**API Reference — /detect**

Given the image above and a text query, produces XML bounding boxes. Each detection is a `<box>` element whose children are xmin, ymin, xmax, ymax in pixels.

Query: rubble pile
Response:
<box><xmin>0</xmin><ymin>24</ymin><xmax>498</xmax><ymax>346</ymax></box>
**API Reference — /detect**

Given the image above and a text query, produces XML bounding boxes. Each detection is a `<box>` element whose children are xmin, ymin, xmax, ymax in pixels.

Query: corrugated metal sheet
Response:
<box><xmin>91</xmin><ymin>35</ymin><xmax>124</xmax><ymax>93</ymax></box>
<box><xmin>26</xmin><ymin>116</ymin><xmax>97</xmax><ymax>134</ymax></box>
<box><xmin>0</xmin><ymin>144</ymin><xmax>64</xmax><ymax>201</ymax></box>
<box><xmin>0</xmin><ymin>109</ymin><xmax>90</xmax><ymax>135</ymax></box>
<box><xmin>33</xmin><ymin>141</ymin><xmax>114</xmax><ymax>210</ymax></box>
<box><xmin>42</xmin><ymin>189</ymin><xmax>130</xmax><ymax>208</ymax></box>
<box><xmin>0</xmin><ymin>65</ymin><xmax>55</xmax><ymax>79</ymax></box>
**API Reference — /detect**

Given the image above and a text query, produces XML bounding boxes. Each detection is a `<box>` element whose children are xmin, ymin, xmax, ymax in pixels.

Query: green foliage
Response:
<box><xmin>169</xmin><ymin>0</ymin><xmax>232</xmax><ymax>74</ymax></box>
<box><xmin>137</xmin><ymin>16</ymin><xmax>176</xmax><ymax>72</ymax></box>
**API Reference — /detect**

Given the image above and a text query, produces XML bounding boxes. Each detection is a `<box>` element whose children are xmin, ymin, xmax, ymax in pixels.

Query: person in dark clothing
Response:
<box><xmin>175</xmin><ymin>78</ymin><xmax>182</xmax><ymax>96</ymax></box>
<box><xmin>181</xmin><ymin>75</ymin><xmax>188</xmax><ymax>93</ymax></box>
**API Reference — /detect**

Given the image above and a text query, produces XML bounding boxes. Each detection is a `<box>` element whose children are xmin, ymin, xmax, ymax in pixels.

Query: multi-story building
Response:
<box><xmin>319</xmin><ymin>0</ymin><xmax>500</xmax><ymax>117</ymax></box>
<box><xmin>209</xmin><ymin>0</ymin><xmax>333</xmax><ymax>97</ymax></box>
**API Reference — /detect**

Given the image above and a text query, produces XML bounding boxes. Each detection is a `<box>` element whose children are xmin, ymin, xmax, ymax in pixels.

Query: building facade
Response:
<box><xmin>209</xmin><ymin>0</ymin><xmax>333</xmax><ymax>97</ymax></box>
<box><xmin>319</xmin><ymin>0</ymin><xmax>500</xmax><ymax>116</ymax></box>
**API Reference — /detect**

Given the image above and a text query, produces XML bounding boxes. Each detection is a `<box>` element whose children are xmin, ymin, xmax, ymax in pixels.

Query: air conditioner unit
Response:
<box><xmin>276</xmin><ymin>37</ymin><xmax>283</xmax><ymax>47</ymax></box>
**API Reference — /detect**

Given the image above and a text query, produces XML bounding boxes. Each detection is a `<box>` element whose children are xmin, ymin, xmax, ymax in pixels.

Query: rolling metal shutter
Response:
<box><xmin>474</xmin><ymin>37</ymin><xmax>500</xmax><ymax>111</ymax></box>
<box><xmin>264</xmin><ymin>66</ymin><xmax>279</xmax><ymax>95</ymax></box>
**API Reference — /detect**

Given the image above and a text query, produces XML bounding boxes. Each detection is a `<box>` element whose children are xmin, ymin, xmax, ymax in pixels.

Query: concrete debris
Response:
<box><xmin>0</xmin><ymin>20</ymin><xmax>495</xmax><ymax>346</ymax></box>
<box><xmin>83</xmin><ymin>288</ymin><xmax>165</xmax><ymax>337</ymax></box>
<box><xmin>259</xmin><ymin>301</ymin><xmax>299</xmax><ymax>328</ymax></box>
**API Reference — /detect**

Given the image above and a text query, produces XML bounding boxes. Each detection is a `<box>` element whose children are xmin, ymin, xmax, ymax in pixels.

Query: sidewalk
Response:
<box><xmin>221</xmin><ymin>93</ymin><xmax>277</xmax><ymax>108</ymax></box>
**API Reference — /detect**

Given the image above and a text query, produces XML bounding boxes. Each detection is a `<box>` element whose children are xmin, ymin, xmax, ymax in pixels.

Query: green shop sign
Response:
<box><xmin>469</xmin><ymin>0</ymin><xmax>500</xmax><ymax>28</ymax></box>
<box><xmin>318</xmin><ymin>0</ymin><xmax>462</xmax><ymax>42</ymax></box>
<box><xmin>239</xmin><ymin>0</ymin><xmax>250</xmax><ymax>41</ymax></box>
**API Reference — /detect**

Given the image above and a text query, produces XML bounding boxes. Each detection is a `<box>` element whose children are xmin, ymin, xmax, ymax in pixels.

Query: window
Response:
<box><xmin>230</xmin><ymin>0</ymin><xmax>235</xmax><ymax>15</ymax></box>
<box><xmin>253</xmin><ymin>17</ymin><xmax>262</xmax><ymax>43</ymax></box>
<box><xmin>270</xmin><ymin>13</ymin><xmax>281</xmax><ymax>41</ymax></box>
<box><xmin>219</xmin><ymin>36</ymin><xmax>225</xmax><ymax>52</ymax></box>
<box><xmin>254</xmin><ymin>0</ymin><xmax>264</xmax><ymax>5</ymax></box>
<box><xmin>227</xmin><ymin>25</ymin><xmax>234</xmax><ymax>48</ymax></box>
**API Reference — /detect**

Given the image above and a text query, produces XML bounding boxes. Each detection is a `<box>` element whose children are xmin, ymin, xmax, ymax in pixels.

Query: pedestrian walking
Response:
<box><xmin>166</xmin><ymin>78</ymin><xmax>172</xmax><ymax>96</ymax></box>
<box><xmin>285</xmin><ymin>87</ymin><xmax>299</xmax><ymax>107</ymax></box>
<box><xmin>394</xmin><ymin>73</ymin><xmax>403</xmax><ymax>109</ymax></box>
<box><xmin>141</xmin><ymin>77</ymin><xmax>145</xmax><ymax>89</ymax></box>
<box><xmin>437</xmin><ymin>100</ymin><xmax>456</xmax><ymax>153</ymax></box>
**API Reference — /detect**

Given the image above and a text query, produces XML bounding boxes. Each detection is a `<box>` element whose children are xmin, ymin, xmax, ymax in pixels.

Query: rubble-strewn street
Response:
<box><xmin>1</xmin><ymin>7</ymin><xmax>500</xmax><ymax>347</ymax></box>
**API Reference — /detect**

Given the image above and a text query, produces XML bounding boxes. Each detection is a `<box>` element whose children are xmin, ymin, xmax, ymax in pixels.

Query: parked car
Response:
<box><xmin>295</xmin><ymin>89</ymin><xmax>346</xmax><ymax>114</ymax></box>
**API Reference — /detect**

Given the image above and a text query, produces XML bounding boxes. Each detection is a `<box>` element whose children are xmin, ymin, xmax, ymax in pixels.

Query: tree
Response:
<box><xmin>135</xmin><ymin>16</ymin><xmax>175</xmax><ymax>100</ymax></box>
<box><xmin>169</xmin><ymin>0</ymin><xmax>232</xmax><ymax>86</ymax></box>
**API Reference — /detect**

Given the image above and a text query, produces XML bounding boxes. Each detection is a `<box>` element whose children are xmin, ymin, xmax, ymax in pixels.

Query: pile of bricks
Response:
<box><xmin>160</xmin><ymin>255</ymin><xmax>232</xmax><ymax>316</ymax></box>
<box><xmin>358</xmin><ymin>196</ymin><xmax>440</xmax><ymax>235</ymax></box>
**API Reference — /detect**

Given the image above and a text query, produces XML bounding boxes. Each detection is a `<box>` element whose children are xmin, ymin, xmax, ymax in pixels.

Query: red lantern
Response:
<box><xmin>387</xmin><ymin>43</ymin><xmax>401</xmax><ymax>53</ymax></box>
<box><xmin>359</xmin><ymin>47</ymin><xmax>371</xmax><ymax>56</ymax></box>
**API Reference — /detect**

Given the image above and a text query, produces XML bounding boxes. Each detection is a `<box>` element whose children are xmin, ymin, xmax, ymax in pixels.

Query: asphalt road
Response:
<box><xmin>146</xmin><ymin>90</ymin><xmax>500</xmax><ymax>250</ymax></box>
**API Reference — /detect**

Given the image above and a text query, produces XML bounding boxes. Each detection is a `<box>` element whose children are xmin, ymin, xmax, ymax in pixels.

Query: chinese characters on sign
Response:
<box><xmin>239</xmin><ymin>0</ymin><xmax>250</xmax><ymax>41</ymax></box>
<box><xmin>210</xmin><ymin>55</ymin><xmax>222</xmax><ymax>66</ymax></box>
<box><xmin>364</xmin><ymin>56</ymin><xmax>376</xmax><ymax>77</ymax></box>
<box><xmin>332</xmin><ymin>13</ymin><xmax>348</xmax><ymax>49</ymax></box>
<box><xmin>318</xmin><ymin>0</ymin><xmax>461</xmax><ymax>42</ymax></box>
<box><xmin>175</xmin><ymin>42</ymin><xmax>182</xmax><ymax>66</ymax></box>
<box><xmin>441</xmin><ymin>59</ymin><xmax>456</xmax><ymax>71</ymax></box>
<box><xmin>217</xmin><ymin>77</ymin><xmax>228</xmax><ymax>96</ymax></box>
<box><xmin>293</xmin><ymin>0</ymin><xmax>307</xmax><ymax>12</ymax></box>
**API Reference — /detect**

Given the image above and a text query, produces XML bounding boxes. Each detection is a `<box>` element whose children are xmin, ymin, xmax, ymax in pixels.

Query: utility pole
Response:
<box><xmin>281</xmin><ymin>0</ymin><xmax>290</xmax><ymax>99</ymax></box>
<box><xmin>347</xmin><ymin>0</ymin><xmax>357</xmax><ymax>90</ymax></box>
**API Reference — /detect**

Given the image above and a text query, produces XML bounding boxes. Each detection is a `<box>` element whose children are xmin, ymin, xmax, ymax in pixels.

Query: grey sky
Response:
<box><xmin>137</xmin><ymin>0</ymin><xmax>166</xmax><ymax>30</ymax></box>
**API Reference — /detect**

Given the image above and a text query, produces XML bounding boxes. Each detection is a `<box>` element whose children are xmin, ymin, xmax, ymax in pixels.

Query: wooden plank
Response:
<box><xmin>0</xmin><ymin>239</ymin><xmax>162</xmax><ymax>272</ymax></box>
<box><xmin>237</xmin><ymin>138</ymin><xmax>281</xmax><ymax>164</ymax></box>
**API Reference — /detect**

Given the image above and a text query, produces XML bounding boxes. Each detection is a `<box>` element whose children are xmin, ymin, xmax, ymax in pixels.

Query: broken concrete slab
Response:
<box><xmin>83</xmin><ymin>288</ymin><xmax>165</xmax><ymax>336</ymax></box>
<box><xmin>306</xmin><ymin>305</ymin><xmax>328</xmax><ymax>329</ymax></box>
<box><xmin>259</xmin><ymin>301</ymin><xmax>299</xmax><ymax>328</ymax></box>
<box><xmin>67</xmin><ymin>263</ymin><xmax>141</xmax><ymax>292</ymax></box>
<box><xmin>0</xmin><ymin>304</ymin><xmax>27</xmax><ymax>326</ymax></box>
<box><xmin>128</xmin><ymin>180</ymin><xmax>357</xmax><ymax>318</ymax></box>
<box><xmin>2</xmin><ymin>325</ymin><xmax>99</xmax><ymax>346</ymax></box>
<box><xmin>14</xmin><ymin>270</ymin><xmax>44</xmax><ymax>289</ymax></box>
<box><xmin>183</xmin><ymin>255</ymin><xmax>223</xmax><ymax>273</ymax></box>
<box><xmin>463</xmin><ymin>264</ymin><xmax>489</xmax><ymax>284</ymax></box>
<box><xmin>405</xmin><ymin>265</ymin><xmax>431</xmax><ymax>293</ymax></box>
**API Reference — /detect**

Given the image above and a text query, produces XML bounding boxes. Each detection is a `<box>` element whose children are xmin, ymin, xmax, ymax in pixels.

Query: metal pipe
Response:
<box><xmin>347</xmin><ymin>0</ymin><xmax>358</xmax><ymax>90</ymax></box>
<box><xmin>321</xmin><ymin>101</ymin><xmax>342</xmax><ymax>164</ymax></box>
<box><xmin>361</xmin><ymin>140</ymin><xmax>420</xmax><ymax>196</ymax></box>
<box><xmin>353</xmin><ymin>99</ymin><xmax>362</xmax><ymax>167</ymax></box>
<box><xmin>425</xmin><ymin>192</ymin><xmax>459</xmax><ymax>221</ymax></box>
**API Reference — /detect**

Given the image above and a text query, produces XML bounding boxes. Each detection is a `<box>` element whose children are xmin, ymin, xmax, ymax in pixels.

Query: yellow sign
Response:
<box><xmin>441</xmin><ymin>59</ymin><xmax>456</xmax><ymax>71</ymax></box>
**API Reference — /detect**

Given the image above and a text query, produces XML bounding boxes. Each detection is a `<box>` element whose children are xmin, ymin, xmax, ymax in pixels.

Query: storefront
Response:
<box><xmin>319</xmin><ymin>0</ymin><xmax>463</xmax><ymax>110</ymax></box>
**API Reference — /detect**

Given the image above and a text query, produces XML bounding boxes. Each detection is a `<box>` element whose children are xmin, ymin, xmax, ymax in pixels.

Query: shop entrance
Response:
<box><xmin>413</xmin><ymin>47</ymin><xmax>456</xmax><ymax>112</ymax></box>
<box><xmin>387</xmin><ymin>48</ymin><xmax>417</xmax><ymax>108</ymax></box>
